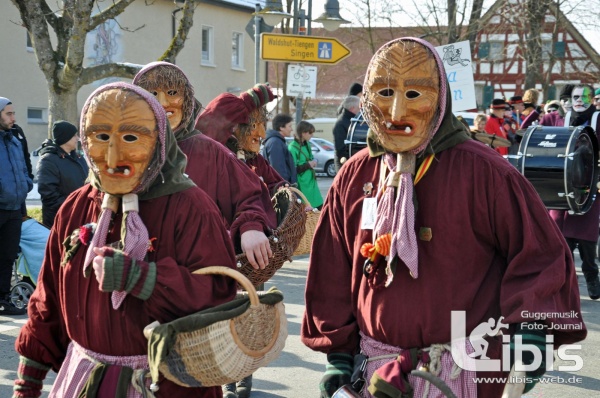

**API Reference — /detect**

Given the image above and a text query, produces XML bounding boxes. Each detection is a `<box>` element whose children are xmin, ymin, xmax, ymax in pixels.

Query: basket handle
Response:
<box><xmin>286</xmin><ymin>186</ymin><xmax>311</xmax><ymax>206</ymax></box>
<box><xmin>193</xmin><ymin>266</ymin><xmax>260</xmax><ymax>306</ymax></box>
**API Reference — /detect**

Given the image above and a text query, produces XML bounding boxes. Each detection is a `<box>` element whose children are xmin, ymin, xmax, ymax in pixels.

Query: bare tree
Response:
<box><xmin>10</xmin><ymin>0</ymin><xmax>196</xmax><ymax>137</ymax></box>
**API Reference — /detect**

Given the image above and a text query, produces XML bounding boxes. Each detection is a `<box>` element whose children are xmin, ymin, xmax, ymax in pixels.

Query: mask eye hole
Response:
<box><xmin>151</xmin><ymin>90</ymin><xmax>159</xmax><ymax>97</ymax></box>
<box><xmin>406</xmin><ymin>90</ymin><xmax>421</xmax><ymax>99</ymax></box>
<box><xmin>96</xmin><ymin>133</ymin><xmax>110</xmax><ymax>142</ymax></box>
<box><xmin>167</xmin><ymin>89</ymin><xmax>178</xmax><ymax>96</ymax></box>
<box><xmin>377</xmin><ymin>88</ymin><xmax>394</xmax><ymax>97</ymax></box>
<box><xmin>123</xmin><ymin>134</ymin><xmax>138</xmax><ymax>143</ymax></box>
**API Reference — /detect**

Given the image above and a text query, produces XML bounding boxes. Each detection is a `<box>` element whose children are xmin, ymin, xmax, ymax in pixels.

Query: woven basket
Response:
<box><xmin>290</xmin><ymin>187</ymin><xmax>321</xmax><ymax>256</ymax></box>
<box><xmin>144</xmin><ymin>266</ymin><xmax>287</xmax><ymax>389</ymax></box>
<box><xmin>236</xmin><ymin>187</ymin><xmax>307</xmax><ymax>286</ymax></box>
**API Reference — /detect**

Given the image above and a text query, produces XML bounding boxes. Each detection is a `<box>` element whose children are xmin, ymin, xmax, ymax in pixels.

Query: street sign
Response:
<box><xmin>261</xmin><ymin>33</ymin><xmax>351</xmax><ymax>64</ymax></box>
<box><xmin>286</xmin><ymin>64</ymin><xmax>317</xmax><ymax>98</ymax></box>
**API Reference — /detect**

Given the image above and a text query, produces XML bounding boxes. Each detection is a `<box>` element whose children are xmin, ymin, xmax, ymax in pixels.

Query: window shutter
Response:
<box><xmin>478</xmin><ymin>42</ymin><xmax>490</xmax><ymax>58</ymax></box>
<box><xmin>553</xmin><ymin>42</ymin><xmax>565</xmax><ymax>59</ymax></box>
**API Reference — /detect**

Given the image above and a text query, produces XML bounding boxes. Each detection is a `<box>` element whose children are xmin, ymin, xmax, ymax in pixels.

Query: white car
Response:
<box><xmin>454</xmin><ymin>112</ymin><xmax>481</xmax><ymax>128</ymax></box>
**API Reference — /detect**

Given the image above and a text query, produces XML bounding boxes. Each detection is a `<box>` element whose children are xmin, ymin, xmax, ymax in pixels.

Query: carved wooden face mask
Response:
<box><xmin>364</xmin><ymin>41</ymin><xmax>440</xmax><ymax>153</ymax></box>
<box><xmin>84</xmin><ymin>89</ymin><xmax>158</xmax><ymax>195</ymax></box>
<box><xmin>237</xmin><ymin>107</ymin><xmax>267</xmax><ymax>153</ymax></box>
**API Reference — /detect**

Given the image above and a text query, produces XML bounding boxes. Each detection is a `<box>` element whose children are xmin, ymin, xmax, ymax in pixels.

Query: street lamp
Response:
<box><xmin>313</xmin><ymin>0</ymin><xmax>350</xmax><ymax>31</ymax></box>
<box><xmin>253</xmin><ymin>0</ymin><xmax>293</xmax><ymax>27</ymax></box>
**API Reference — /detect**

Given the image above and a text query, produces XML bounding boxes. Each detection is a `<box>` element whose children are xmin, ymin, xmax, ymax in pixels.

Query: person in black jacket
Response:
<box><xmin>37</xmin><ymin>121</ymin><xmax>88</xmax><ymax>228</ymax></box>
<box><xmin>332</xmin><ymin>95</ymin><xmax>360</xmax><ymax>172</ymax></box>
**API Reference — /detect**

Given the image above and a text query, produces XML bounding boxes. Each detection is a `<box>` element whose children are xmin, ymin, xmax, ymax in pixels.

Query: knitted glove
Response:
<box><xmin>100</xmin><ymin>247</ymin><xmax>156</xmax><ymax>300</ymax></box>
<box><xmin>510</xmin><ymin>323</ymin><xmax>548</xmax><ymax>393</ymax></box>
<box><xmin>13</xmin><ymin>356</ymin><xmax>50</xmax><ymax>398</ymax></box>
<box><xmin>320</xmin><ymin>353</ymin><xmax>353</xmax><ymax>398</ymax></box>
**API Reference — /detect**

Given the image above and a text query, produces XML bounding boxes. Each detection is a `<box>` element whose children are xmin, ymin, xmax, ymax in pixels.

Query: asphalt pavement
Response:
<box><xmin>2</xmin><ymin>176</ymin><xmax>599</xmax><ymax>397</ymax></box>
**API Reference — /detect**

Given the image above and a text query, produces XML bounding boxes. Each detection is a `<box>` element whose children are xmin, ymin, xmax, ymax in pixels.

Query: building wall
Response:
<box><xmin>0</xmin><ymin>0</ymin><xmax>260</xmax><ymax>155</ymax></box>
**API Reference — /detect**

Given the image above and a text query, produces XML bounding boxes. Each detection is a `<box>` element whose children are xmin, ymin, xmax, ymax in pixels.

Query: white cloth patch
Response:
<box><xmin>361</xmin><ymin>197</ymin><xmax>378</xmax><ymax>230</ymax></box>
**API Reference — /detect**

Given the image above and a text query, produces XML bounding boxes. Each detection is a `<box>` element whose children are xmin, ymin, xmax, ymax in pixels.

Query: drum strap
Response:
<box><xmin>592</xmin><ymin>112</ymin><xmax>600</xmax><ymax>131</ymax></box>
<box><xmin>564</xmin><ymin>111</ymin><xmax>571</xmax><ymax>126</ymax></box>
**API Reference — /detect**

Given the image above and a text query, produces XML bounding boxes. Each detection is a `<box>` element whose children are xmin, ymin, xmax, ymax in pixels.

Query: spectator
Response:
<box><xmin>37</xmin><ymin>121</ymin><xmax>89</xmax><ymax>228</ymax></box>
<box><xmin>471</xmin><ymin>113</ymin><xmax>488</xmax><ymax>135</ymax></box>
<box><xmin>333</xmin><ymin>95</ymin><xmax>360</xmax><ymax>171</ymax></box>
<box><xmin>337</xmin><ymin>83</ymin><xmax>363</xmax><ymax>115</ymax></box>
<box><xmin>11</xmin><ymin>124</ymin><xmax>34</xmax><ymax>181</ymax></box>
<box><xmin>520</xmin><ymin>88</ymin><xmax>540</xmax><ymax>129</ymax></box>
<box><xmin>288</xmin><ymin>121</ymin><xmax>323</xmax><ymax>209</ymax></box>
<box><xmin>261</xmin><ymin>113</ymin><xmax>297</xmax><ymax>184</ymax></box>
<box><xmin>0</xmin><ymin>97</ymin><xmax>32</xmax><ymax>316</ymax></box>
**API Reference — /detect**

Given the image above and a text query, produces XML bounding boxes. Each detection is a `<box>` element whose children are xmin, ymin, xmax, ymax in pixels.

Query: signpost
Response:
<box><xmin>261</xmin><ymin>33</ymin><xmax>351</xmax><ymax>64</ymax></box>
<box><xmin>286</xmin><ymin>65</ymin><xmax>317</xmax><ymax>97</ymax></box>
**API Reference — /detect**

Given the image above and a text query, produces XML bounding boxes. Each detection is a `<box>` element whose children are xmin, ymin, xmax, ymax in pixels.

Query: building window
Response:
<box><xmin>27</xmin><ymin>107</ymin><xmax>47</xmax><ymax>124</ymax></box>
<box><xmin>231</xmin><ymin>32</ymin><xmax>244</xmax><ymax>69</ymax></box>
<box><xmin>489</xmin><ymin>41</ymin><xmax>504</xmax><ymax>61</ymax></box>
<box><xmin>201</xmin><ymin>26</ymin><xmax>214</xmax><ymax>66</ymax></box>
<box><xmin>542</xmin><ymin>41</ymin><xmax>552</xmax><ymax>60</ymax></box>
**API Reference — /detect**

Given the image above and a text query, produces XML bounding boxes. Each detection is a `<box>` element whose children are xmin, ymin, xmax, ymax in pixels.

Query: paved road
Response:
<box><xmin>4</xmin><ymin>176</ymin><xmax>599</xmax><ymax>397</ymax></box>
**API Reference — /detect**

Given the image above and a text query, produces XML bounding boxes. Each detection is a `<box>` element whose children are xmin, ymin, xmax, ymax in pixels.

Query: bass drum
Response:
<box><xmin>507</xmin><ymin>125</ymin><xmax>599</xmax><ymax>214</ymax></box>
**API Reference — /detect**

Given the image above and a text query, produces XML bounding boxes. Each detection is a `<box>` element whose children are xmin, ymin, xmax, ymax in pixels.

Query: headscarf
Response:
<box><xmin>364</xmin><ymin>37</ymin><xmax>470</xmax><ymax>283</ymax></box>
<box><xmin>132</xmin><ymin>61</ymin><xmax>200</xmax><ymax>142</ymax></box>
<box><xmin>80</xmin><ymin>82</ymin><xmax>194</xmax><ymax>308</ymax></box>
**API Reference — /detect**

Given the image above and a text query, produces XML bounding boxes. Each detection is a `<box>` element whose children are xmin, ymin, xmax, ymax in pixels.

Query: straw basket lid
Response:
<box><xmin>144</xmin><ymin>266</ymin><xmax>287</xmax><ymax>390</ymax></box>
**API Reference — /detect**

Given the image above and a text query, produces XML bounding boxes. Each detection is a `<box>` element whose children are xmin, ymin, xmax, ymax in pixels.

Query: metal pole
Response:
<box><xmin>295</xmin><ymin>11</ymin><xmax>307</xmax><ymax>125</ymax></box>
<box><xmin>254</xmin><ymin>4</ymin><xmax>261</xmax><ymax>84</ymax></box>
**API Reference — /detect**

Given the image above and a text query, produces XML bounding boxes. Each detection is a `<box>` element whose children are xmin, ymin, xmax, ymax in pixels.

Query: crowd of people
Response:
<box><xmin>0</xmin><ymin>36</ymin><xmax>597</xmax><ymax>398</ymax></box>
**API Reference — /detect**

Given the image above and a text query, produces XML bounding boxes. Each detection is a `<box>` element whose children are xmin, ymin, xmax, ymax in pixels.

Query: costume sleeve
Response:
<box><xmin>301</xmin><ymin>171</ymin><xmax>360</xmax><ymax>354</ymax></box>
<box><xmin>216</xmin><ymin>156</ymin><xmax>271</xmax><ymax>243</ymax></box>
<box><xmin>490</xmin><ymin>166</ymin><xmax>586</xmax><ymax>345</ymax></box>
<box><xmin>142</xmin><ymin>192</ymin><xmax>237</xmax><ymax>323</ymax></box>
<box><xmin>37</xmin><ymin>157</ymin><xmax>65</xmax><ymax>210</ymax></box>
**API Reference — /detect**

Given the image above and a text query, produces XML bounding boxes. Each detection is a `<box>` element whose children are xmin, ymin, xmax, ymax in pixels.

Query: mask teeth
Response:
<box><xmin>123</xmin><ymin>169</ymin><xmax>130</xmax><ymax>176</ymax></box>
<box><xmin>405</xmin><ymin>126</ymin><xmax>412</xmax><ymax>134</ymax></box>
<box><xmin>386</xmin><ymin>122</ymin><xmax>392</xmax><ymax>128</ymax></box>
<box><xmin>107</xmin><ymin>168</ymin><xmax>115</xmax><ymax>174</ymax></box>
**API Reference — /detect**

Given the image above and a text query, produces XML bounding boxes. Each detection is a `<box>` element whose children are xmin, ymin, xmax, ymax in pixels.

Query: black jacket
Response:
<box><xmin>333</xmin><ymin>108</ymin><xmax>356</xmax><ymax>159</ymax></box>
<box><xmin>37</xmin><ymin>140</ymin><xmax>89</xmax><ymax>227</ymax></box>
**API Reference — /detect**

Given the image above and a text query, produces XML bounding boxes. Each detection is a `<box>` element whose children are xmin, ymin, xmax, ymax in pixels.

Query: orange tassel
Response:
<box><xmin>375</xmin><ymin>234</ymin><xmax>391</xmax><ymax>256</ymax></box>
<box><xmin>360</xmin><ymin>242</ymin><xmax>374</xmax><ymax>258</ymax></box>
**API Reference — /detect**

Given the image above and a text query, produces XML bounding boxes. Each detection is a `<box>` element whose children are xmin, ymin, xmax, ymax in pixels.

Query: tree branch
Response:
<box><xmin>89</xmin><ymin>0</ymin><xmax>137</xmax><ymax>32</ymax></box>
<box><xmin>79</xmin><ymin>63</ymin><xmax>144</xmax><ymax>87</ymax></box>
<box><xmin>159</xmin><ymin>0</ymin><xmax>196</xmax><ymax>63</ymax></box>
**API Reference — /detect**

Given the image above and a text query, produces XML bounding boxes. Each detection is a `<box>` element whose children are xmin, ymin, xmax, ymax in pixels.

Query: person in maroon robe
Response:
<box><xmin>132</xmin><ymin>62</ymin><xmax>276</xmax><ymax>269</ymax></box>
<box><xmin>301</xmin><ymin>37</ymin><xmax>586</xmax><ymax>398</ymax></box>
<box><xmin>13</xmin><ymin>83</ymin><xmax>237</xmax><ymax>398</ymax></box>
<box><xmin>196</xmin><ymin>84</ymin><xmax>286</xmax><ymax>195</ymax></box>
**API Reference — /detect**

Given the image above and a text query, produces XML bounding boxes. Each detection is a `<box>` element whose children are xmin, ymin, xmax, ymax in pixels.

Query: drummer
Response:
<box><xmin>548</xmin><ymin>83</ymin><xmax>600</xmax><ymax>301</ymax></box>
<box><xmin>484</xmin><ymin>98</ymin><xmax>510</xmax><ymax>156</ymax></box>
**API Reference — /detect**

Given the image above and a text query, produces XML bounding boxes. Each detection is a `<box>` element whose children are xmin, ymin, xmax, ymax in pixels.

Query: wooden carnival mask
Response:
<box><xmin>83</xmin><ymin>89</ymin><xmax>158</xmax><ymax>195</ymax></box>
<box><xmin>134</xmin><ymin>64</ymin><xmax>194</xmax><ymax>132</ymax></box>
<box><xmin>363</xmin><ymin>41</ymin><xmax>440</xmax><ymax>153</ymax></box>
<box><xmin>236</xmin><ymin>107</ymin><xmax>267</xmax><ymax>153</ymax></box>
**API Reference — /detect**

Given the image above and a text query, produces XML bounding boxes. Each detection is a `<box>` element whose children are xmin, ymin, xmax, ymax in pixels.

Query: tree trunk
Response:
<box><xmin>524</xmin><ymin>0</ymin><xmax>550</xmax><ymax>89</ymax></box>
<box><xmin>47</xmin><ymin>88</ymin><xmax>79</xmax><ymax>139</ymax></box>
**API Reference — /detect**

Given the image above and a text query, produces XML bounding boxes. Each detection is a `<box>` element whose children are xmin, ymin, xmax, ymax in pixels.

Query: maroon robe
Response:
<box><xmin>246</xmin><ymin>154</ymin><xmax>285</xmax><ymax>196</ymax></box>
<box><xmin>16</xmin><ymin>185</ymin><xmax>237</xmax><ymax>397</ymax></box>
<box><xmin>178</xmin><ymin>133</ymin><xmax>277</xmax><ymax>235</ymax></box>
<box><xmin>301</xmin><ymin>142</ymin><xmax>586</xmax><ymax>397</ymax></box>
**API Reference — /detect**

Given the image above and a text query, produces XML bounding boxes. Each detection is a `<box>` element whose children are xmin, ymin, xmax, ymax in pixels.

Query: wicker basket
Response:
<box><xmin>144</xmin><ymin>266</ymin><xmax>287</xmax><ymax>389</ymax></box>
<box><xmin>236</xmin><ymin>187</ymin><xmax>307</xmax><ymax>286</ymax></box>
<box><xmin>290</xmin><ymin>187</ymin><xmax>321</xmax><ymax>256</ymax></box>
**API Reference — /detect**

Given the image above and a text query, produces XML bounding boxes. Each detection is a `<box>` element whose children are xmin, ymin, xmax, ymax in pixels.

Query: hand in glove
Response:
<box><xmin>13</xmin><ymin>356</ymin><xmax>50</xmax><ymax>398</ymax></box>
<box><xmin>510</xmin><ymin>323</ymin><xmax>548</xmax><ymax>393</ymax></box>
<box><xmin>92</xmin><ymin>247</ymin><xmax>156</xmax><ymax>300</ymax></box>
<box><xmin>320</xmin><ymin>353</ymin><xmax>353</xmax><ymax>398</ymax></box>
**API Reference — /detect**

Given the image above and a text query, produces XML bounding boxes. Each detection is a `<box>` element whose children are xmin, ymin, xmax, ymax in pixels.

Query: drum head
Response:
<box><xmin>568</xmin><ymin>129</ymin><xmax>597</xmax><ymax>212</ymax></box>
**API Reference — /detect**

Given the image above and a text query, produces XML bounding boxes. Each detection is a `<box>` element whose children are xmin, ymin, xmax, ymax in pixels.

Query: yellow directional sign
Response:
<box><xmin>261</xmin><ymin>33</ymin><xmax>351</xmax><ymax>64</ymax></box>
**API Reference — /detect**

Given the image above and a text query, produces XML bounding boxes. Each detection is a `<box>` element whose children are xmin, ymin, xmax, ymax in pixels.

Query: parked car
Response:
<box><xmin>285</xmin><ymin>137</ymin><xmax>337</xmax><ymax>178</ymax></box>
<box><xmin>454</xmin><ymin>111</ymin><xmax>480</xmax><ymax>129</ymax></box>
